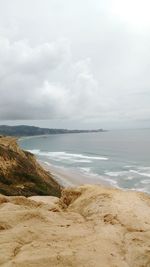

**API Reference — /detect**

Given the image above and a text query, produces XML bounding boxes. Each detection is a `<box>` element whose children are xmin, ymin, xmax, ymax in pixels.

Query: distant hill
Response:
<box><xmin>0</xmin><ymin>125</ymin><xmax>105</xmax><ymax>137</ymax></box>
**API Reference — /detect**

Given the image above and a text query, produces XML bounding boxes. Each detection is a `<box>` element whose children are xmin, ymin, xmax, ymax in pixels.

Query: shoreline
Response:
<box><xmin>18</xmin><ymin>131</ymin><xmax>106</xmax><ymax>141</ymax></box>
<box><xmin>19</xmin><ymin>133</ymin><xmax>150</xmax><ymax>195</ymax></box>
<box><xmin>39</xmin><ymin>160</ymin><xmax>117</xmax><ymax>189</ymax></box>
<box><xmin>39</xmin><ymin>160</ymin><xmax>150</xmax><ymax>195</ymax></box>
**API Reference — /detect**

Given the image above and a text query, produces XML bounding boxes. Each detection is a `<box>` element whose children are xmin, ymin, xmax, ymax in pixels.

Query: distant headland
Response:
<box><xmin>0</xmin><ymin>125</ymin><xmax>106</xmax><ymax>137</ymax></box>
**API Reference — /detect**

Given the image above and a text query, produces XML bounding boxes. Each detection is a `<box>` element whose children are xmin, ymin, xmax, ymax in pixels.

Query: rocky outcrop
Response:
<box><xmin>0</xmin><ymin>136</ymin><xmax>61</xmax><ymax>197</ymax></box>
<box><xmin>0</xmin><ymin>185</ymin><xmax>149</xmax><ymax>267</ymax></box>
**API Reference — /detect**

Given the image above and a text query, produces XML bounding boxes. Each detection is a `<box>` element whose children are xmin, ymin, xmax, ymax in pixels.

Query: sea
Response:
<box><xmin>19</xmin><ymin>129</ymin><xmax>150</xmax><ymax>194</ymax></box>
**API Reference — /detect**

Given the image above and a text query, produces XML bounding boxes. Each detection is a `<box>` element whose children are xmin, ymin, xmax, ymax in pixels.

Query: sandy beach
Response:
<box><xmin>0</xmin><ymin>137</ymin><xmax>150</xmax><ymax>267</ymax></box>
<box><xmin>40</xmin><ymin>160</ymin><xmax>113</xmax><ymax>188</ymax></box>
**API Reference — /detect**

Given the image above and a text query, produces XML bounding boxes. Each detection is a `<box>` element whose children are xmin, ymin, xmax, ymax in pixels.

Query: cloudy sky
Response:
<box><xmin>0</xmin><ymin>0</ymin><xmax>150</xmax><ymax>129</ymax></box>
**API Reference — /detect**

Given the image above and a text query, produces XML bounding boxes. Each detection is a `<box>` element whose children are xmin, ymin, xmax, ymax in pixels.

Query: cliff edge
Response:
<box><xmin>0</xmin><ymin>136</ymin><xmax>61</xmax><ymax>197</ymax></box>
<box><xmin>0</xmin><ymin>185</ymin><xmax>150</xmax><ymax>267</ymax></box>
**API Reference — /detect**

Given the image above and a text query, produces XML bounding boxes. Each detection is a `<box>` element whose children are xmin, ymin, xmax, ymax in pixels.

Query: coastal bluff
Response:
<box><xmin>0</xmin><ymin>136</ymin><xmax>150</xmax><ymax>266</ymax></box>
<box><xmin>0</xmin><ymin>185</ymin><xmax>150</xmax><ymax>267</ymax></box>
<box><xmin>0</xmin><ymin>136</ymin><xmax>61</xmax><ymax>197</ymax></box>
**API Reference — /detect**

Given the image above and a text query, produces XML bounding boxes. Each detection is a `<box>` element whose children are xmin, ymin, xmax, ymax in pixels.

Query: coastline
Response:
<box><xmin>1</xmin><ymin>137</ymin><xmax>150</xmax><ymax>266</ymax></box>
<box><xmin>18</xmin><ymin>131</ymin><xmax>150</xmax><ymax>195</ymax></box>
<box><xmin>39</xmin><ymin>160</ymin><xmax>116</xmax><ymax>189</ymax></box>
<box><xmin>39</xmin><ymin>160</ymin><xmax>150</xmax><ymax>195</ymax></box>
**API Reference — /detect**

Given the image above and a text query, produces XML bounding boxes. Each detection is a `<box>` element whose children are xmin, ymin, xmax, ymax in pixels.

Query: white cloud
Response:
<box><xmin>0</xmin><ymin>36</ymin><xmax>104</xmax><ymax>120</ymax></box>
<box><xmin>0</xmin><ymin>0</ymin><xmax>150</xmax><ymax>128</ymax></box>
<box><xmin>0</xmin><ymin>33</ymin><xmax>150</xmax><ymax>126</ymax></box>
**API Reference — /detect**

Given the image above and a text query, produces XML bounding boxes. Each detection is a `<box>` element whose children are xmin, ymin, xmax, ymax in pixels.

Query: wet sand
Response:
<box><xmin>39</xmin><ymin>160</ymin><xmax>112</xmax><ymax>188</ymax></box>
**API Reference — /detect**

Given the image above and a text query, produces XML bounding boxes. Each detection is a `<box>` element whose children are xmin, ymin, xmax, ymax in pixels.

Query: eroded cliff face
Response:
<box><xmin>0</xmin><ymin>136</ymin><xmax>61</xmax><ymax>197</ymax></box>
<box><xmin>0</xmin><ymin>185</ymin><xmax>150</xmax><ymax>267</ymax></box>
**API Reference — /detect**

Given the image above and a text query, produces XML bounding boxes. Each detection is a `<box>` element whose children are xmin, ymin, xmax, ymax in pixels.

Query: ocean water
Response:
<box><xmin>19</xmin><ymin>129</ymin><xmax>150</xmax><ymax>194</ymax></box>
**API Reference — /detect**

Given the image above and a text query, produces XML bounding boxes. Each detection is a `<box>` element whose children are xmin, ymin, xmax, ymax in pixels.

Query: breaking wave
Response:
<box><xmin>28</xmin><ymin>150</ymin><xmax>108</xmax><ymax>163</ymax></box>
<box><xmin>28</xmin><ymin>149</ymin><xmax>150</xmax><ymax>194</ymax></box>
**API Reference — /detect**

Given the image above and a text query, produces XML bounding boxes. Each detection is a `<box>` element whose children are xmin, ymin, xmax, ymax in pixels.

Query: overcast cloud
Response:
<box><xmin>0</xmin><ymin>0</ymin><xmax>150</xmax><ymax>128</ymax></box>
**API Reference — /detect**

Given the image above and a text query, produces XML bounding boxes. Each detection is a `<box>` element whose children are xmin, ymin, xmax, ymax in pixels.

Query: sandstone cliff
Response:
<box><xmin>0</xmin><ymin>136</ymin><xmax>61</xmax><ymax>197</ymax></box>
<box><xmin>0</xmin><ymin>185</ymin><xmax>149</xmax><ymax>267</ymax></box>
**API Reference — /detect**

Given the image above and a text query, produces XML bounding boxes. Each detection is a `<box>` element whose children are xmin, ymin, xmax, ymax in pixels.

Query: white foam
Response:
<box><xmin>28</xmin><ymin>149</ymin><xmax>40</xmax><ymax>154</ymax></box>
<box><xmin>47</xmin><ymin>152</ymin><xmax>108</xmax><ymax>161</ymax></box>
<box><xmin>44</xmin><ymin>161</ymin><xmax>51</xmax><ymax>166</ymax></box>
<box><xmin>105</xmin><ymin>171</ymin><xmax>128</xmax><ymax>177</ymax></box>
<box><xmin>124</xmin><ymin>176</ymin><xmax>134</xmax><ymax>180</ymax></box>
<box><xmin>28</xmin><ymin>150</ymin><xmax>108</xmax><ymax>162</ymax></box>
<box><xmin>70</xmin><ymin>159</ymin><xmax>92</xmax><ymax>163</ymax></box>
<box><xmin>137</xmin><ymin>166</ymin><xmax>150</xmax><ymax>171</ymax></box>
<box><xmin>124</xmin><ymin>165</ymin><xmax>135</xmax><ymax>168</ymax></box>
<box><xmin>101</xmin><ymin>177</ymin><xmax>120</xmax><ymax>188</ymax></box>
<box><xmin>130</xmin><ymin>170</ymin><xmax>150</xmax><ymax>177</ymax></box>
<box><xmin>79</xmin><ymin>167</ymin><xmax>99</xmax><ymax>177</ymax></box>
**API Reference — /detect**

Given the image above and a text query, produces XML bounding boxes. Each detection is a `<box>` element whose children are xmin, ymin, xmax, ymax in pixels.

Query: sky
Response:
<box><xmin>0</xmin><ymin>0</ymin><xmax>150</xmax><ymax>129</ymax></box>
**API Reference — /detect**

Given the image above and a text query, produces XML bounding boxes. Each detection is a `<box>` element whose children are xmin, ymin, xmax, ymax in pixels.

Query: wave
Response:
<box><xmin>138</xmin><ymin>166</ymin><xmax>150</xmax><ymax>171</ymax></box>
<box><xmin>104</xmin><ymin>177</ymin><xmax>119</xmax><ymax>187</ymax></box>
<box><xmin>29</xmin><ymin>149</ymin><xmax>41</xmax><ymax>154</ymax></box>
<box><xmin>105</xmin><ymin>167</ymin><xmax>150</xmax><ymax>179</ymax></box>
<box><xmin>105</xmin><ymin>171</ymin><xmax>128</xmax><ymax>177</ymax></box>
<box><xmin>79</xmin><ymin>167</ymin><xmax>100</xmax><ymax>178</ymax></box>
<box><xmin>29</xmin><ymin>148</ymin><xmax>150</xmax><ymax>194</ymax></box>
<box><xmin>28</xmin><ymin>150</ymin><xmax>108</xmax><ymax>163</ymax></box>
<box><xmin>129</xmin><ymin>170</ymin><xmax>150</xmax><ymax>177</ymax></box>
<box><xmin>104</xmin><ymin>167</ymin><xmax>150</xmax><ymax>194</ymax></box>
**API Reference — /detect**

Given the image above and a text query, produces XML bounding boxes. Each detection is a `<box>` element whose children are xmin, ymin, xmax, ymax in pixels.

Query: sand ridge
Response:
<box><xmin>0</xmin><ymin>184</ymin><xmax>150</xmax><ymax>267</ymax></box>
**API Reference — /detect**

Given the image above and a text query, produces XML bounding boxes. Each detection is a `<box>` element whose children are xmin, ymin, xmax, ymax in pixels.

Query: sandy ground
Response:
<box><xmin>0</xmin><ymin>184</ymin><xmax>150</xmax><ymax>267</ymax></box>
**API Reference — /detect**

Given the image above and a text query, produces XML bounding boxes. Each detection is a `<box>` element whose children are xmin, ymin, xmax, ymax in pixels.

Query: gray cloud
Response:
<box><xmin>0</xmin><ymin>36</ymin><xmax>104</xmax><ymax>120</ymax></box>
<box><xmin>0</xmin><ymin>0</ymin><xmax>150</xmax><ymax>128</ymax></box>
